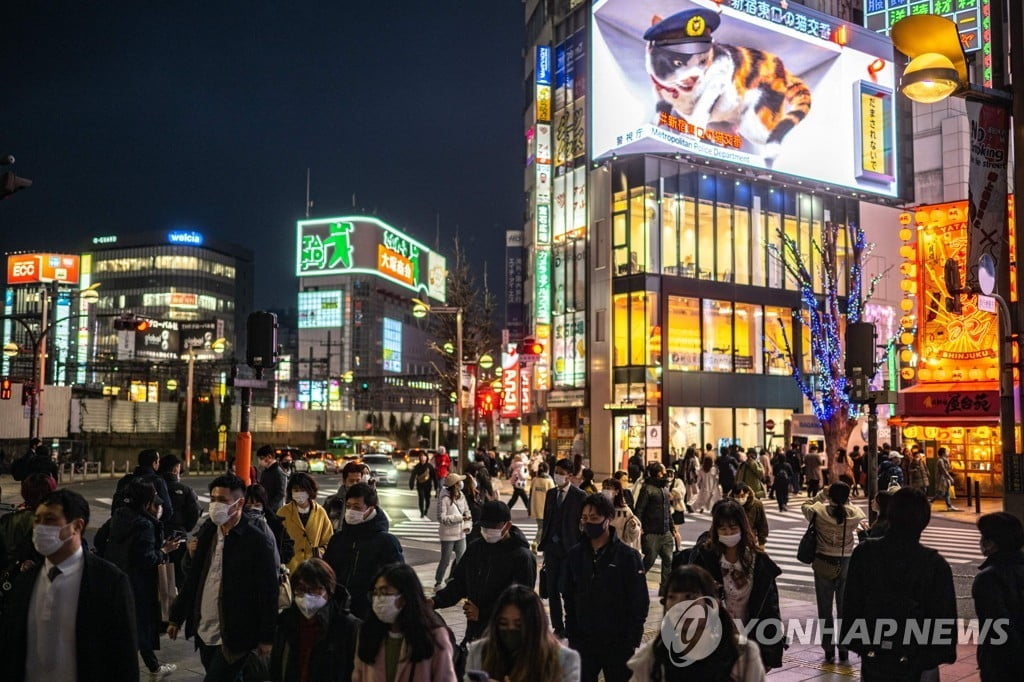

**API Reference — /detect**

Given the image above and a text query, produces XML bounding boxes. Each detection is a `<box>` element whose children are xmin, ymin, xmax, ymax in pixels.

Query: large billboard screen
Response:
<box><xmin>382</xmin><ymin>317</ymin><xmax>403</xmax><ymax>373</ymax></box>
<box><xmin>298</xmin><ymin>290</ymin><xmax>344</xmax><ymax>329</ymax></box>
<box><xmin>591</xmin><ymin>0</ymin><xmax>900</xmax><ymax>198</ymax></box>
<box><xmin>6</xmin><ymin>253</ymin><xmax>81</xmax><ymax>285</ymax></box>
<box><xmin>297</xmin><ymin>216</ymin><xmax>447</xmax><ymax>302</ymax></box>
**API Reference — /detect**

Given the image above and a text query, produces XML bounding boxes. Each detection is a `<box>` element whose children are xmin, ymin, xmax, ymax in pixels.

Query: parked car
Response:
<box><xmin>304</xmin><ymin>450</ymin><xmax>339</xmax><ymax>474</ymax></box>
<box><xmin>360</xmin><ymin>453</ymin><xmax>400</xmax><ymax>487</ymax></box>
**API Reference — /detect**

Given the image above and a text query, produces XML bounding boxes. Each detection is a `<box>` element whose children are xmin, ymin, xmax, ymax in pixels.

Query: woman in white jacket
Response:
<box><xmin>694</xmin><ymin>454</ymin><xmax>721</xmax><ymax>513</ymax></box>
<box><xmin>629</xmin><ymin>564</ymin><xmax>764</xmax><ymax>681</ymax></box>
<box><xmin>434</xmin><ymin>472</ymin><xmax>471</xmax><ymax>589</ymax></box>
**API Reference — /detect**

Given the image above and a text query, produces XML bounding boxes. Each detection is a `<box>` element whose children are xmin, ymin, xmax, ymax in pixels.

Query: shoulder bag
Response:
<box><xmin>797</xmin><ymin>511</ymin><xmax>817</xmax><ymax>564</ymax></box>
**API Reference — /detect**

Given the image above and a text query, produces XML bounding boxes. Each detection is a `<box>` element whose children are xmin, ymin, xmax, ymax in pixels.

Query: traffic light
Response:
<box><xmin>113</xmin><ymin>315</ymin><xmax>150</xmax><ymax>331</ymax></box>
<box><xmin>0</xmin><ymin>171</ymin><xmax>32</xmax><ymax>200</ymax></box>
<box><xmin>520</xmin><ymin>337</ymin><xmax>544</xmax><ymax>355</ymax></box>
<box><xmin>247</xmin><ymin>311</ymin><xmax>279</xmax><ymax>370</ymax></box>
<box><xmin>360</xmin><ymin>381</ymin><xmax>370</xmax><ymax>392</ymax></box>
<box><xmin>0</xmin><ymin>377</ymin><xmax>11</xmax><ymax>400</ymax></box>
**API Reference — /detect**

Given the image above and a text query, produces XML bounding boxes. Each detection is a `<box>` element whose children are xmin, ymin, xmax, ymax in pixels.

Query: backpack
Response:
<box><xmin>111</xmin><ymin>472</ymin><xmax>139</xmax><ymax>512</ymax></box>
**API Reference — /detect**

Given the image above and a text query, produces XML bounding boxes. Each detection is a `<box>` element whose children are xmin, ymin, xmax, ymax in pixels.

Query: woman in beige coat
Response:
<box><xmin>529</xmin><ymin>462</ymin><xmax>555</xmax><ymax>545</ymax></box>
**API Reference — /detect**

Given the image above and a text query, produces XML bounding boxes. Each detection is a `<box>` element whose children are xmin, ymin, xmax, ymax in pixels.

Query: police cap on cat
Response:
<box><xmin>643</xmin><ymin>8</ymin><xmax>720</xmax><ymax>54</ymax></box>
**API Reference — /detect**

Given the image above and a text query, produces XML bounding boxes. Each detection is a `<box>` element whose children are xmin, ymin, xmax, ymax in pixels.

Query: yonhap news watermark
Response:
<box><xmin>662</xmin><ymin>599</ymin><xmax>1011</xmax><ymax>667</ymax></box>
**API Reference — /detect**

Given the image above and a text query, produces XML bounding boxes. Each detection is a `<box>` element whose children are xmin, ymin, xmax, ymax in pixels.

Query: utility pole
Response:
<box><xmin>319</xmin><ymin>331</ymin><xmax>344</xmax><ymax>445</ymax></box>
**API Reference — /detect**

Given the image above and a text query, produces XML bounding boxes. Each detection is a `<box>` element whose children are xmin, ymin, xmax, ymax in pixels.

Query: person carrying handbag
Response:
<box><xmin>930</xmin><ymin>448</ymin><xmax>961</xmax><ymax>511</ymax></box>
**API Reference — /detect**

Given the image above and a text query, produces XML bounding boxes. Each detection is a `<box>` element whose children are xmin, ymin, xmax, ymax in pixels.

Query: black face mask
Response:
<box><xmin>497</xmin><ymin>628</ymin><xmax>523</xmax><ymax>651</ymax></box>
<box><xmin>583</xmin><ymin>521</ymin><xmax>607</xmax><ymax>539</ymax></box>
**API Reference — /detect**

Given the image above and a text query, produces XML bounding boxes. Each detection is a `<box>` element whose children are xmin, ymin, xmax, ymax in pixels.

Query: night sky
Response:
<box><xmin>1</xmin><ymin>1</ymin><xmax>525</xmax><ymax>309</ymax></box>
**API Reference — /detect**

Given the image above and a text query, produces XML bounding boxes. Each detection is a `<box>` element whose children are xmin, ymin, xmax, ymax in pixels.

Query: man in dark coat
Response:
<box><xmin>11</xmin><ymin>442</ymin><xmax>58</xmax><ymax>483</ymax></box>
<box><xmin>158</xmin><ymin>454</ymin><xmax>200</xmax><ymax>585</ymax></box>
<box><xmin>0</xmin><ymin>488</ymin><xmax>139</xmax><ymax>681</ymax></box>
<box><xmin>257</xmin><ymin>445</ymin><xmax>289</xmax><ymax>512</ymax></box>
<box><xmin>716</xmin><ymin>446</ymin><xmax>739</xmax><ymax>496</ymax></box>
<box><xmin>538</xmin><ymin>458</ymin><xmax>586</xmax><ymax>638</ymax></box>
<box><xmin>432</xmin><ymin>500</ymin><xmax>536</xmax><ymax>642</ymax></box>
<box><xmin>407</xmin><ymin>452</ymin><xmax>437</xmax><ymax>518</ymax></box>
<box><xmin>168</xmin><ymin>473</ymin><xmax>279</xmax><ymax>680</ymax></box>
<box><xmin>322</xmin><ymin>483</ymin><xmax>404</xmax><ymax>620</ymax></box>
<box><xmin>842</xmin><ymin>487</ymin><xmax>957</xmax><ymax>680</ymax></box>
<box><xmin>563</xmin><ymin>493</ymin><xmax>649</xmax><ymax>682</ymax></box>
<box><xmin>113</xmin><ymin>449</ymin><xmax>174</xmax><ymax>525</ymax></box>
<box><xmin>972</xmin><ymin>512</ymin><xmax>1024</xmax><ymax>681</ymax></box>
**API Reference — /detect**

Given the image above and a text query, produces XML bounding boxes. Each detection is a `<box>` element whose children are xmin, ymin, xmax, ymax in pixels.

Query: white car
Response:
<box><xmin>360</xmin><ymin>454</ymin><xmax>400</xmax><ymax>487</ymax></box>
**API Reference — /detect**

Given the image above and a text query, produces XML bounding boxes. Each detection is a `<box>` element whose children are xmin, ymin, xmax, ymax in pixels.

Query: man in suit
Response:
<box><xmin>0</xmin><ymin>488</ymin><xmax>139</xmax><ymax>681</ymax></box>
<box><xmin>538</xmin><ymin>458</ymin><xmax>586</xmax><ymax>638</ymax></box>
<box><xmin>257</xmin><ymin>445</ymin><xmax>288</xmax><ymax>512</ymax></box>
<box><xmin>168</xmin><ymin>473</ymin><xmax>279</xmax><ymax>681</ymax></box>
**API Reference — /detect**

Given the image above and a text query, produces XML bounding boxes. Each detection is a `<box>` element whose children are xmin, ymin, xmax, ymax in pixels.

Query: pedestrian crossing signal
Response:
<box><xmin>0</xmin><ymin>377</ymin><xmax>11</xmax><ymax>400</ymax></box>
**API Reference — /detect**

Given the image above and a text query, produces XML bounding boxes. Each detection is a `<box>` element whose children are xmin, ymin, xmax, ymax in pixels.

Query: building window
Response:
<box><xmin>765</xmin><ymin>305</ymin><xmax>793</xmax><ymax>375</ymax></box>
<box><xmin>733</xmin><ymin>302</ymin><xmax>761</xmax><ymax>374</ymax></box>
<box><xmin>667</xmin><ymin>296</ymin><xmax>700</xmax><ymax>371</ymax></box>
<box><xmin>613</xmin><ymin>291</ymin><xmax>659</xmax><ymax>367</ymax></box>
<box><xmin>702</xmin><ymin>300</ymin><xmax>733</xmax><ymax>372</ymax></box>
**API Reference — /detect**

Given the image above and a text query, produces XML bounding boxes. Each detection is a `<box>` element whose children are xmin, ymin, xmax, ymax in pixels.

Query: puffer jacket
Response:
<box><xmin>437</xmin><ymin>492</ymin><xmax>471</xmax><ymax>542</ymax></box>
<box><xmin>801</xmin><ymin>491</ymin><xmax>865</xmax><ymax>557</ymax></box>
<box><xmin>322</xmin><ymin>510</ymin><xmax>404</xmax><ymax>620</ymax></box>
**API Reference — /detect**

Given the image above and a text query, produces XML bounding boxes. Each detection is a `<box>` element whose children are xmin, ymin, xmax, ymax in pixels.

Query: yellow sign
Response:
<box><xmin>536</xmin><ymin>85</ymin><xmax>551</xmax><ymax>122</ymax></box>
<box><xmin>860</xmin><ymin>92</ymin><xmax>885</xmax><ymax>175</ymax></box>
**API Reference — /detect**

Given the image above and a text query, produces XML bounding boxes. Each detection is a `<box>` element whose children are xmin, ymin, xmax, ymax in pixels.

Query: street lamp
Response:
<box><xmin>892</xmin><ymin>10</ymin><xmax>1024</xmax><ymax>521</ymax></box>
<box><xmin>184</xmin><ymin>338</ymin><xmax>227</xmax><ymax>471</ymax></box>
<box><xmin>412</xmin><ymin>297</ymin><xmax>464</xmax><ymax>473</ymax></box>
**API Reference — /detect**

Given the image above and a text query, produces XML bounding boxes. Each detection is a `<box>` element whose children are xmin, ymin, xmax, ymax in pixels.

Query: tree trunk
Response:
<box><xmin>819</xmin><ymin>409</ymin><xmax>858</xmax><ymax>482</ymax></box>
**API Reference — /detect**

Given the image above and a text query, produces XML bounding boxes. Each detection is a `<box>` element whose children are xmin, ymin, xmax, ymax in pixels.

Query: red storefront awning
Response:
<box><xmin>897</xmin><ymin>381</ymin><xmax>1000</xmax><ymax>419</ymax></box>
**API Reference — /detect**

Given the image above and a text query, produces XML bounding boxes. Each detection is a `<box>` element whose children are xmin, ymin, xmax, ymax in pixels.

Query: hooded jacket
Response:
<box><xmin>561</xmin><ymin>528</ymin><xmax>649</xmax><ymax>650</ymax></box>
<box><xmin>104</xmin><ymin>505</ymin><xmax>166</xmax><ymax>650</ymax></box>
<box><xmin>432</xmin><ymin>525</ymin><xmax>537</xmax><ymax>642</ymax></box>
<box><xmin>322</xmin><ymin>509</ymin><xmax>404</xmax><ymax>620</ymax></box>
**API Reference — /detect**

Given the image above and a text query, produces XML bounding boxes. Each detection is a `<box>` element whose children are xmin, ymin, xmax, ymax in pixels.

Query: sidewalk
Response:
<box><xmin>929</xmin><ymin>496</ymin><xmax>1001</xmax><ymax>526</ymax></box>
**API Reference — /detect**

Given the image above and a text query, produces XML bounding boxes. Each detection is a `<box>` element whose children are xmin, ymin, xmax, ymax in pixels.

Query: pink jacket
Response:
<box><xmin>352</xmin><ymin>626</ymin><xmax>457</xmax><ymax>682</ymax></box>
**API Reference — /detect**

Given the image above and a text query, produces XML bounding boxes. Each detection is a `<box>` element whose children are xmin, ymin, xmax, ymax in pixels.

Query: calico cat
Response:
<box><xmin>646</xmin><ymin>25</ymin><xmax>811</xmax><ymax>165</ymax></box>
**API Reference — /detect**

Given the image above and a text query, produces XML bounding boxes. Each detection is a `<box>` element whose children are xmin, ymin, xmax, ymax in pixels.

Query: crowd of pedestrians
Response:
<box><xmin>0</xmin><ymin>440</ymin><xmax>1021</xmax><ymax>682</ymax></box>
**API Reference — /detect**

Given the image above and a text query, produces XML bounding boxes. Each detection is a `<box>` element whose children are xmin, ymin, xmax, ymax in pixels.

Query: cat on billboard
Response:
<box><xmin>591</xmin><ymin>0</ymin><xmax>899</xmax><ymax>198</ymax></box>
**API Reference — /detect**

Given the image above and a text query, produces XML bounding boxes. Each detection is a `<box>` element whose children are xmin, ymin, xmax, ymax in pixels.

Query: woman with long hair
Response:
<box><xmin>801</xmin><ymin>481</ymin><xmax>866</xmax><ymax>664</ymax></box>
<box><xmin>462</xmin><ymin>473</ymin><xmax>484</xmax><ymax>543</ymax></box>
<box><xmin>466</xmin><ymin>584</ymin><xmax>580</xmax><ymax>682</ymax></box>
<box><xmin>278</xmin><ymin>472</ymin><xmax>334</xmax><ymax>573</ymax></box>
<box><xmin>352</xmin><ymin>563</ymin><xmax>456</xmax><ymax>681</ymax></box>
<box><xmin>680</xmin><ymin>499</ymin><xmax>783</xmax><ymax>670</ymax></box>
<box><xmin>434</xmin><ymin>472</ymin><xmax>471</xmax><ymax>590</ymax></box>
<box><xmin>601</xmin><ymin>477</ymin><xmax>642</xmax><ymax>552</ymax></box>
<box><xmin>528</xmin><ymin>461</ymin><xmax>554</xmax><ymax>547</ymax></box>
<box><xmin>628</xmin><ymin>564</ymin><xmax>765</xmax><ymax>680</ymax></box>
<box><xmin>693</xmin><ymin>455</ymin><xmax>721</xmax><ymax>513</ymax></box>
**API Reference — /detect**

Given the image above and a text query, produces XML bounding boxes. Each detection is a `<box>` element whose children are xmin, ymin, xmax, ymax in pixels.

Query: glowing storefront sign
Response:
<box><xmin>298</xmin><ymin>290</ymin><xmax>344</xmax><ymax>329</ymax></box>
<box><xmin>500</xmin><ymin>351</ymin><xmax>520</xmax><ymax>419</ymax></box>
<box><xmin>297</xmin><ymin>216</ymin><xmax>446</xmax><ymax>302</ymax></box>
<box><xmin>535</xmin><ymin>249</ymin><xmax>552</xmax><ymax>324</ymax></box>
<box><xmin>6</xmin><ymin>253</ymin><xmax>81</xmax><ymax>285</ymax></box>
<box><xmin>382</xmin><ymin>317</ymin><xmax>403</xmax><ymax>373</ymax></box>
<box><xmin>168</xmin><ymin>230</ymin><xmax>204</xmax><ymax>245</ymax></box>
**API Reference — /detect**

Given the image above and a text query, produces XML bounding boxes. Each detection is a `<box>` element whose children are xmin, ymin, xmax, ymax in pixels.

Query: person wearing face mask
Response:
<box><xmin>0</xmin><ymin>473</ymin><xmax>56</xmax><ymax>592</ymax></box>
<box><xmin>112</xmin><ymin>449</ymin><xmax>175</xmax><ymax>530</ymax></box>
<box><xmin>257</xmin><ymin>446</ymin><xmax>289</xmax><ymax>512</ymax></box>
<box><xmin>601</xmin><ymin>478</ymin><xmax>641</xmax><ymax>552</ymax></box>
<box><xmin>157</xmin><ymin>454</ymin><xmax>200</xmax><ymax>586</ymax></box>
<box><xmin>167</xmin><ymin>473</ymin><xmax>280</xmax><ymax>680</ymax></box>
<box><xmin>528</xmin><ymin>462</ymin><xmax>554</xmax><ymax>548</ymax></box>
<box><xmin>972</xmin><ymin>512</ymin><xmax>1024</xmax><ymax>681</ymax></box>
<box><xmin>466</xmin><ymin>584</ymin><xmax>580</xmax><ymax>682</ymax></box>
<box><xmin>674</xmin><ymin>499</ymin><xmax>783</xmax><ymax>671</ymax></box>
<box><xmin>733</xmin><ymin>483</ymin><xmax>768</xmax><ymax>550</ymax></box>
<box><xmin>353</xmin><ymin>563</ymin><xmax>456</xmax><ymax>681</ymax></box>
<box><xmin>635</xmin><ymin>462</ymin><xmax>682</xmax><ymax>596</ymax></box>
<box><xmin>537</xmin><ymin>458</ymin><xmax>586</xmax><ymax>639</ymax></box>
<box><xmin>0</xmin><ymin>488</ymin><xmax>140</xmax><ymax>682</ymax></box>
<box><xmin>104</xmin><ymin>480</ymin><xmax>182</xmax><ymax>679</ymax></box>
<box><xmin>278</xmin><ymin>473</ymin><xmax>334</xmax><ymax>574</ymax></box>
<box><xmin>269</xmin><ymin>558</ymin><xmax>360</xmax><ymax>682</ymax></box>
<box><xmin>431</xmin><ymin>501</ymin><xmax>537</xmax><ymax>644</ymax></box>
<box><xmin>627</xmin><ymin>565</ymin><xmax>765</xmax><ymax>681</ymax></box>
<box><xmin>562</xmin><ymin>493</ymin><xmax>648</xmax><ymax>681</ymax></box>
<box><xmin>244</xmin><ymin>484</ymin><xmax>294</xmax><ymax>567</ymax></box>
<box><xmin>407</xmin><ymin>453</ymin><xmax>437</xmax><ymax>518</ymax></box>
<box><xmin>434</xmin><ymin>473</ymin><xmax>471</xmax><ymax>590</ymax></box>
<box><xmin>323</xmin><ymin>483</ymin><xmax>404</xmax><ymax>621</ymax></box>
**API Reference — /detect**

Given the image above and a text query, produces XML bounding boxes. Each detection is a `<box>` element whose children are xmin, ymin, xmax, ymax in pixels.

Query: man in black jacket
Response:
<box><xmin>0</xmin><ymin>488</ymin><xmax>139</xmax><ymax>681</ymax></box>
<box><xmin>842</xmin><ymin>487</ymin><xmax>957</xmax><ymax>680</ymax></box>
<box><xmin>257</xmin><ymin>445</ymin><xmax>288</xmax><ymax>511</ymax></box>
<box><xmin>407</xmin><ymin>452</ymin><xmax>437</xmax><ymax>518</ymax></box>
<box><xmin>538</xmin><ymin>458</ymin><xmax>586</xmax><ymax>638</ymax></box>
<box><xmin>322</xmin><ymin>482</ymin><xmax>404</xmax><ymax>620</ymax></box>
<box><xmin>10</xmin><ymin>442</ymin><xmax>58</xmax><ymax>483</ymax></box>
<box><xmin>563</xmin><ymin>493</ymin><xmax>648</xmax><ymax>682</ymax></box>
<box><xmin>167</xmin><ymin>473</ymin><xmax>279</xmax><ymax>681</ymax></box>
<box><xmin>112</xmin><ymin>449</ymin><xmax>174</xmax><ymax>524</ymax></box>
<box><xmin>159</xmin><ymin>454</ymin><xmax>201</xmax><ymax>584</ymax></box>
<box><xmin>635</xmin><ymin>461</ymin><xmax>681</xmax><ymax>596</ymax></box>
<box><xmin>432</xmin><ymin>500</ymin><xmax>537</xmax><ymax>642</ymax></box>
<box><xmin>973</xmin><ymin>512</ymin><xmax>1024</xmax><ymax>680</ymax></box>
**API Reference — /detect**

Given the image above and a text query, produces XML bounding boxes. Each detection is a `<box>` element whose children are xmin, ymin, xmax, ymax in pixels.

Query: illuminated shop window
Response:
<box><xmin>702</xmin><ymin>300</ymin><xmax>734</xmax><ymax>373</ymax></box>
<box><xmin>733</xmin><ymin>303</ymin><xmax>761</xmax><ymax>374</ymax></box>
<box><xmin>764</xmin><ymin>306</ymin><xmax>793</xmax><ymax>375</ymax></box>
<box><xmin>612</xmin><ymin>291</ymin><xmax>659</xmax><ymax>367</ymax></box>
<box><xmin>666</xmin><ymin>296</ymin><xmax>700</xmax><ymax>371</ymax></box>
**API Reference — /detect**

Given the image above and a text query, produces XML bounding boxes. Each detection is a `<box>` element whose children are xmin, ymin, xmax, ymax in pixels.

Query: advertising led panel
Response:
<box><xmin>591</xmin><ymin>0</ymin><xmax>899</xmax><ymax>198</ymax></box>
<box><xmin>382</xmin><ymin>317</ymin><xmax>403</xmax><ymax>373</ymax></box>
<box><xmin>297</xmin><ymin>217</ymin><xmax>447</xmax><ymax>302</ymax></box>
<box><xmin>298</xmin><ymin>290</ymin><xmax>344</xmax><ymax>329</ymax></box>
<box><xmin>180</xmin><ymin>320</ymin><xmax>225</xmax><ymax>360</ymax></box>
<box><xmin>6</xmin><ymin>253</ymin><xmax>81</xmax><ymax>285</ymax></box>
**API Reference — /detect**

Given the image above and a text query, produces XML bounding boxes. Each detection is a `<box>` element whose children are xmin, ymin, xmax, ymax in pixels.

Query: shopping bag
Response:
<box><xmin>157</xmin><ymin>562</ymin><xmax>177</xmax><ymax>622</ymax></box>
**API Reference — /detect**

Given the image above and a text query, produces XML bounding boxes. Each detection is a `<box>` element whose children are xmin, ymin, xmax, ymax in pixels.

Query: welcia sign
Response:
<box><xmin>296</xmin><ymin>216</ymin><xmax>447</xmax><ymax>302</ymax></box>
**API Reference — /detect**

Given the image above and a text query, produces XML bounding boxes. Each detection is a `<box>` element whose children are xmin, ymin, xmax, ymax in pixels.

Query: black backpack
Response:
<box><xmin>110</xmin><ymin>472</ymin><xmax>139</xmax><ymax>512</ymax></box>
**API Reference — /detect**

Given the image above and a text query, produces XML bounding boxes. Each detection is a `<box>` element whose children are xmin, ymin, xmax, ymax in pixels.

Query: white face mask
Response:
<box><xmin>33</xmin><ymin>523</ymin><xmax>73</xmax><ymax>557</ymax></box>
<box><xmin>737</xmin><ymin>495</ymin><xmax>749</xmax><ymax>505</ymax></box>
<box><xmin>360</xmin><ymin>474</ymin><xmax>371</xmax><ymax>483</ymax></box>
<box><xmin>295</xmin><ymin>593</ymin><xmax>328</xmax><ymax>619</ymax></box>
<box><xmin>553</xmin><ymin>474</ymin><xmax>568</xmax><ymax>487</ymax></box>
<box><xmin>481</xmin><ymin>527</ymin><xmax>505</xmax><ymax>544</ymax></box>
<box><xmin>718</xmin><ymin>532</ymin><xmax>742</xmax><ymax>548</ymax></box>
<box><xmin>209</xmin><ymin>500</ymin><xmax>237</xmax><ymax>527</ymax></box>
<box><xmin>373</xmin><ymin>594</ymin><xmax>403</xmax><ymax>624</ymax></box>
<box><xmin>601</xmin><ymin>490</ymin><xmax>616</xmax><ymax>501</ymax></box>
<box><xmin>345</xmin><ymin>508</ymin><xmax>371</xmax><ymax>525</ymax></box>
<box><xmin>292</xmin><ymin>492</ymin><xmax>310</xmax><ymax>507</ymax></box>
